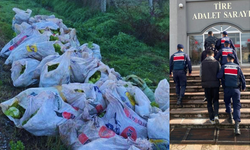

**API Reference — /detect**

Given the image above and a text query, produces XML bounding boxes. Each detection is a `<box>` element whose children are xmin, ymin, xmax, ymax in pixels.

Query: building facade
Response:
<box><xmin>170</xmin><ymin>0</ymin><xmax>250</xmax><ymax>66</ymax></box>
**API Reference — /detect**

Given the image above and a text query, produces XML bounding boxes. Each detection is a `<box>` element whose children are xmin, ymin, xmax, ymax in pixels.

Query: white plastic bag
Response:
<box><xmin>11</xmin><ymin>58</ymin><xmax>40</xmax><ymax>87</ymax></box>
<box><xmin>85</xmin><ymin>62</ymin><xmax>117</xmax><ymax>87</ymax></box>
<box><xmin>59</xmin><ymin>83</ymin><xmax>107</xmax><ymax>114</ymax></box>
<box><xmin>14</xmin><ymin>22</ymin><xmax>32</xmax><ymax>35</ymax></box>
<box><xmin>33</xmin><ymin>54</ymin><xmax>60</xmax><ymax>79</ymax></box>
<box><xmin>76</xmin><ymin>117</ymin><xmax>117</xmax><ymax>147</ymax></box>
<box><xmin>0</xmin><ymin>88</ymin><xmax>78</xmax><ymax>136</ymax></box>
<box><xmin>78</xmin><ymin>135</ymin><xmax>152</xmax><ymax>150</ymax></box>
<box><xmin>147</xmin><ymin>109</ymin><xmax>169</xmax><ymax>150</ymax></box>
<box><xmin>12</xmin><ymin>8</ymin><xmax>32</xmax><ymax>29</ymax></box>
<box><xmin>58</xmin><ymin>28</ymin><xmax>80</xmax><ymax>48</ymax></box>
<box><xmin>154</xmin><ymin>79</ymin><xmax>169</xmax><ymax>111</ymax></box>
<box><xmin>1</xmin><ymin>27</ymin><xmax>41</xmax><ymax>57</ymax></box>
<box><xmin>59</xmin><ymin>115</ymin><xmax>129</xmax><ymax>150</ymax></box>
<box><xmin>70</xmin><ymin>56</ymin><xmax>99</xmax><ymax>83</ymax></box>
<box><xmin>28</xmin><ymin>15</ymin><xmax>56</xmax><ymax>25</ymax></box>
<box><xmin>46</xmin><ymin>18</ymin><xmax>66</xmax><ymax>29</ymax></box>
<box><xmin>24</xmin><ymin>91</ymin><xmax>78</xmax><ymax>136</ymax></box>
<box><xmin>5</xmin><ymin>41</ymin><xmax>56</xmax><ymax>64</ymax></box>
<box><xmin>39</xmin><ymin>51</ymin><xmax>72</xmax><ymax>87</ymax></box>
<box><xmin>33</xmin><ymin>21</ymin><xmax>59</xmax><ymax>30</ymax></box>
<box><xmin>100</xmin><ymin>80</ymin><xmax>134</xmax><ymax>110</ymax></box>
<box><xmin>77</xmin><ymin>136</ymin><xmax>130</xmax><ymax>150</ymax></box>
<box><xmin>59</xmin><ymin>117</ymin><xmax>84</xmax><ymax>148</ymax></box>
<box><xmin>127</xmin><ymin>86</ymin><xmax>152</xmax><ymax>119</ymax></box>
<box><xmin>128</xmin><ymin>145</ymin><xmax>141</xmax><ymax>150</ymax></box>
<box><xmin>81</xmin><ymin>43</ymin><xmax>102</xmax><ymax>60</ymax></box>
<box><xmin>58</xmin><ymin>83</ymin><xmax>87</xmax><ymax>110</ymax></box>
<box><xmin>103</xmin><ymin>90</ymin><xmax>147</xmax><ymax>141</ymax></box>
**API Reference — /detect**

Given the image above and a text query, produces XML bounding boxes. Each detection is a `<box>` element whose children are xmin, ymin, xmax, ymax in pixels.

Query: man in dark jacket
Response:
<box><xmin>200</xmin><ymin>50</ymin><xmax>221</xmax><ymax>124</ymax></box>
<box><xmin>215</xmin><ymin>31</ymin><xmax>235</xmax><ymax>50</ymax></box>
<box><xmin>201</xmin><ymin>44</ymin><xmax>218</xmax><ymax>62</ymax></box>
<box><xmin>204</xmin><ymin>31</ymin><xmax>217</xmax><ymax>50</ymax></box>
<box><xmin>217</xmin><ymin>54</ymin><xmax>246</xmax><ymax>135</ymax></box>
<box><xmin>170</xmin><ymin>44</ymin><xmax>192</xmax><ymax>107</ymax></box>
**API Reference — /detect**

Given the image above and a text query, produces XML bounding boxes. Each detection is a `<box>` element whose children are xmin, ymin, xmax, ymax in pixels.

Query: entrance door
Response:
<box><xmin>189</xmin><ymin>25</ymin><xmax>243</xmax><ymax>65</ymax></box>
<box><xmin>241</xmin><ymin>33</ymin><xmax>250</xmax><ymax>65</ymax></box>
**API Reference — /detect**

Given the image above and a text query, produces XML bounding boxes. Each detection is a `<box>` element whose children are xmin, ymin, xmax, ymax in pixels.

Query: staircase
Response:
<box><xmin>170</xmin><ymin>66</ymin><xmax>250</xmax><ymax>144</ymax></box>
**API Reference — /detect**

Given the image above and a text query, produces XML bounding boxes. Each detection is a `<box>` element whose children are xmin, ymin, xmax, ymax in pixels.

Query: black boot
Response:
<box><xmin>176</xmin><ymin>96</ymin><xmax>183</xmax><ymax>108</ymax></box>
<box><xmin>235</xmin><ymin>121</ymin><xmax>241</xmax><ymax>135</ymax></box>
<box><xmin>176</xmin><ymin>95</ymin><xmax>180</xmax><ymax>104</ymax></box>
<box><xmin>227</xmin><ymin>113</ymin><xmax>233</xmax><ymax>124</ymax></box>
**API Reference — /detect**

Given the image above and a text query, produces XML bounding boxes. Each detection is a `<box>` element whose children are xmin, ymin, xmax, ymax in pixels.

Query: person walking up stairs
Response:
<box><xmin>169</xmin><ymin>65</ymin><xmax>250</xmax><ymax>144</ymax></box>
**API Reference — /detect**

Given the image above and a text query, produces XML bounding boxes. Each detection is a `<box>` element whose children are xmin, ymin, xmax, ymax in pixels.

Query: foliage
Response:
<box><xmin>0</xmin><ymin>0</ymin><xmax>169</xmax><ymax>85</ymax></box>
<box><xmin>150</xmin><ymin>101</ymin><xmax>160</xmax><ymax>108</ymax></box>
<box><xmin>9</xmin><ymin>140</ymin><xmax>25</xmax><ymax>150</ymax></box>
<box><xmin>114</xmin><ymin>0</ymin><xmax>169</xmax><ymax>48</ymax></box>
<box><xmin>33</xmin><ymin>0</ymin><xmax>169</xmax><ymax>83</ymax></box>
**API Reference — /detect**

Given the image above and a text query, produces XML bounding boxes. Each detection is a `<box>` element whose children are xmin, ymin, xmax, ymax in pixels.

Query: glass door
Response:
<box><xmin>189</xmin><ymin>35</ymin><xmax>203</xmax><ymax>65</ymax></box>
<box><xmin>241</xmin><ymin>33</ymin><xmax>250</xmax><ymax>65</ymax></box>
<box><xmin>228</xmin><ymin>33</ymin><xmax>241</xmax><ymax>64</ymax></box>
<box><xmin>189</xmin><ymin>25</ymin><xmax>245</xmax><ymax>65</ymax></box>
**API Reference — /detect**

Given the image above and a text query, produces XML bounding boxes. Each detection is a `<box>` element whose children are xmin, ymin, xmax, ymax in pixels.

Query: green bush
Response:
<box><xmin>9</xmin><ymin>140</ymin><xmax>25</xmax><ymax>150</ymax></box>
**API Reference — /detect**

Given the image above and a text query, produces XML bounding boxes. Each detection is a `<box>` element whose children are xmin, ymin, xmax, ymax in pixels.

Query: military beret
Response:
<box><xmin>227</xmin><ymin>53</ymin><xmax>235</xmax><ymax>59</ymax></box>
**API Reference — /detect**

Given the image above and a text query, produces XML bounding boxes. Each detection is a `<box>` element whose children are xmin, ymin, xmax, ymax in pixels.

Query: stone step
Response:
<box><xmin>170</xmin><ymin>99</ymin><xmax>250</xmax><ymax>108</ymax></box>
<box><xmin>170</xmin><ymin>85</ymin><xmax>250</xmax><ymax>93</ymax></box>
<box><xmin>242</xmin><ymin>68</ymin><xmax>250</xmax><ymax>73</ymax></box>
<box><xmin>170</xmin><ymin>108</ymin><xmax>250</xmax><ymax>119</ymax></box>
<box><xmin>170</xmin><ymin>80</ymin><xmax>202</xmax><ymax>86</ymax></box>
<box><xmin>191</xmin><ymin>69</ymin><xmax>250</xmax><ymax>73</ymax></box>
<box><xmin>170</xmin><ymin>127</ymin><xmax>250</xmax><ymax>144</ymax></box>
<box><xmin>170</xmin><ymin>66</ymin><xmax>250</xmax><ymax>144</ymax></box>
<box><xmin>169</xmin><ymin>73</ymin><xmax>250</xmax><ymax>80</ymax></box>
<box><xmin>170</xmin><ymin>79</ymin><xmax>250</xmax><ymax>87</ymax></box>
<box><xmin>170</xmin><ymin>118</ymin><xmax>250</xmax><ymax>129</ymax></box>
<box><xmin>170</xmin><ymin>92</ymin><xmax>250</xmax><ymax>100</ymax></box>
<box><xmin>169</xmin><ymin>76</ymin><xmax>201</xmax><ymax>81</ymax></box>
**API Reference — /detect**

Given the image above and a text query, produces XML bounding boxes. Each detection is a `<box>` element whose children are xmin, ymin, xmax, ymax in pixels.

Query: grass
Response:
<box><xmin>0</xmin><ymin>0</ymin><xmax>170</xmax><ymax>85</ymax></box>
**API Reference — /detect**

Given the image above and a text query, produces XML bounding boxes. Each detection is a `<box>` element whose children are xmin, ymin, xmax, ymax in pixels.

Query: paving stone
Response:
<box><xmin>186</xmin><ymin>128</ymin><xmax>215</xmax><ymax>141</ymax></box>
<box><xmin>170</xmin><ymin>128</ymin><xmax>187</xmax><ymax>141</ymax></box>
<box><xmin>218</xmin><ymin>145</ymin><xmax>250</xmax><ymax>150</ymax></box>
<box><xmin>170</xmin><ymin>144</ymin><xmax>250</xmax><ymax>150</ymax></box>
<box><xmin>170</xmin><ymin>144</ymin><xmax>203</xmax><ymax>150</ymax></box>
<box><xmin>201</xmin><ymin>145</ymin><xmax>220</xmax><ymax>150</ymax></box>
<box><xmin>236</xmin><ymin>129</ymin><xmax>250</xmax><ymax>142</ymax></box>
<box><xmin>217</xmin><ymin>129</ymin><xmax>235</xmax><ymax>142</ymax></box>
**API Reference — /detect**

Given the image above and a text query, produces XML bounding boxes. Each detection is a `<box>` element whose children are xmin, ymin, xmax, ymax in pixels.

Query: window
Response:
<box><xmin>189</xmin><ymin>35</ymin><xmax>203</xmax><ymax>65</ymax></box>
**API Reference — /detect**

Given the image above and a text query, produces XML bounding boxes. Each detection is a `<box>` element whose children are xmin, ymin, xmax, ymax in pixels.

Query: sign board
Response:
<box><xmin>187</xmin><ymin>0</ymin><xmax>250</xmax><ymax>34</ymax></box>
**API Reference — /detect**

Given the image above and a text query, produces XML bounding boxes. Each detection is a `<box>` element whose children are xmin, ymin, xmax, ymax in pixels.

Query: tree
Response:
<box><xmin>101</xmin><ymin>0</ymin><xmax>107</xmax><ymax>12</ymax></box>
<box><xmin>148</xmin><ymin>0</ymin><xmax>153</xmax><ymax>11</ymax></box>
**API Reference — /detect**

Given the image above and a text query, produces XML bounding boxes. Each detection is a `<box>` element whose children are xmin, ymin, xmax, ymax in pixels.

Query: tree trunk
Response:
<box><xmin>148</xmin><ymin>0</ymin><xmax>153</xmax><ymax>11</ymax></box>
<box><xmin>101</xmin><ymin>0</ymin><xmax>107</xmax><ymax>12</ymax></box>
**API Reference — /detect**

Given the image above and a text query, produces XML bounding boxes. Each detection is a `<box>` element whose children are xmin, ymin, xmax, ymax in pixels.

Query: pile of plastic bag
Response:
<box><xmin>0</xmin><ymin>8</ymin><xmax>170</xmax><ymax>150</ymax></box>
